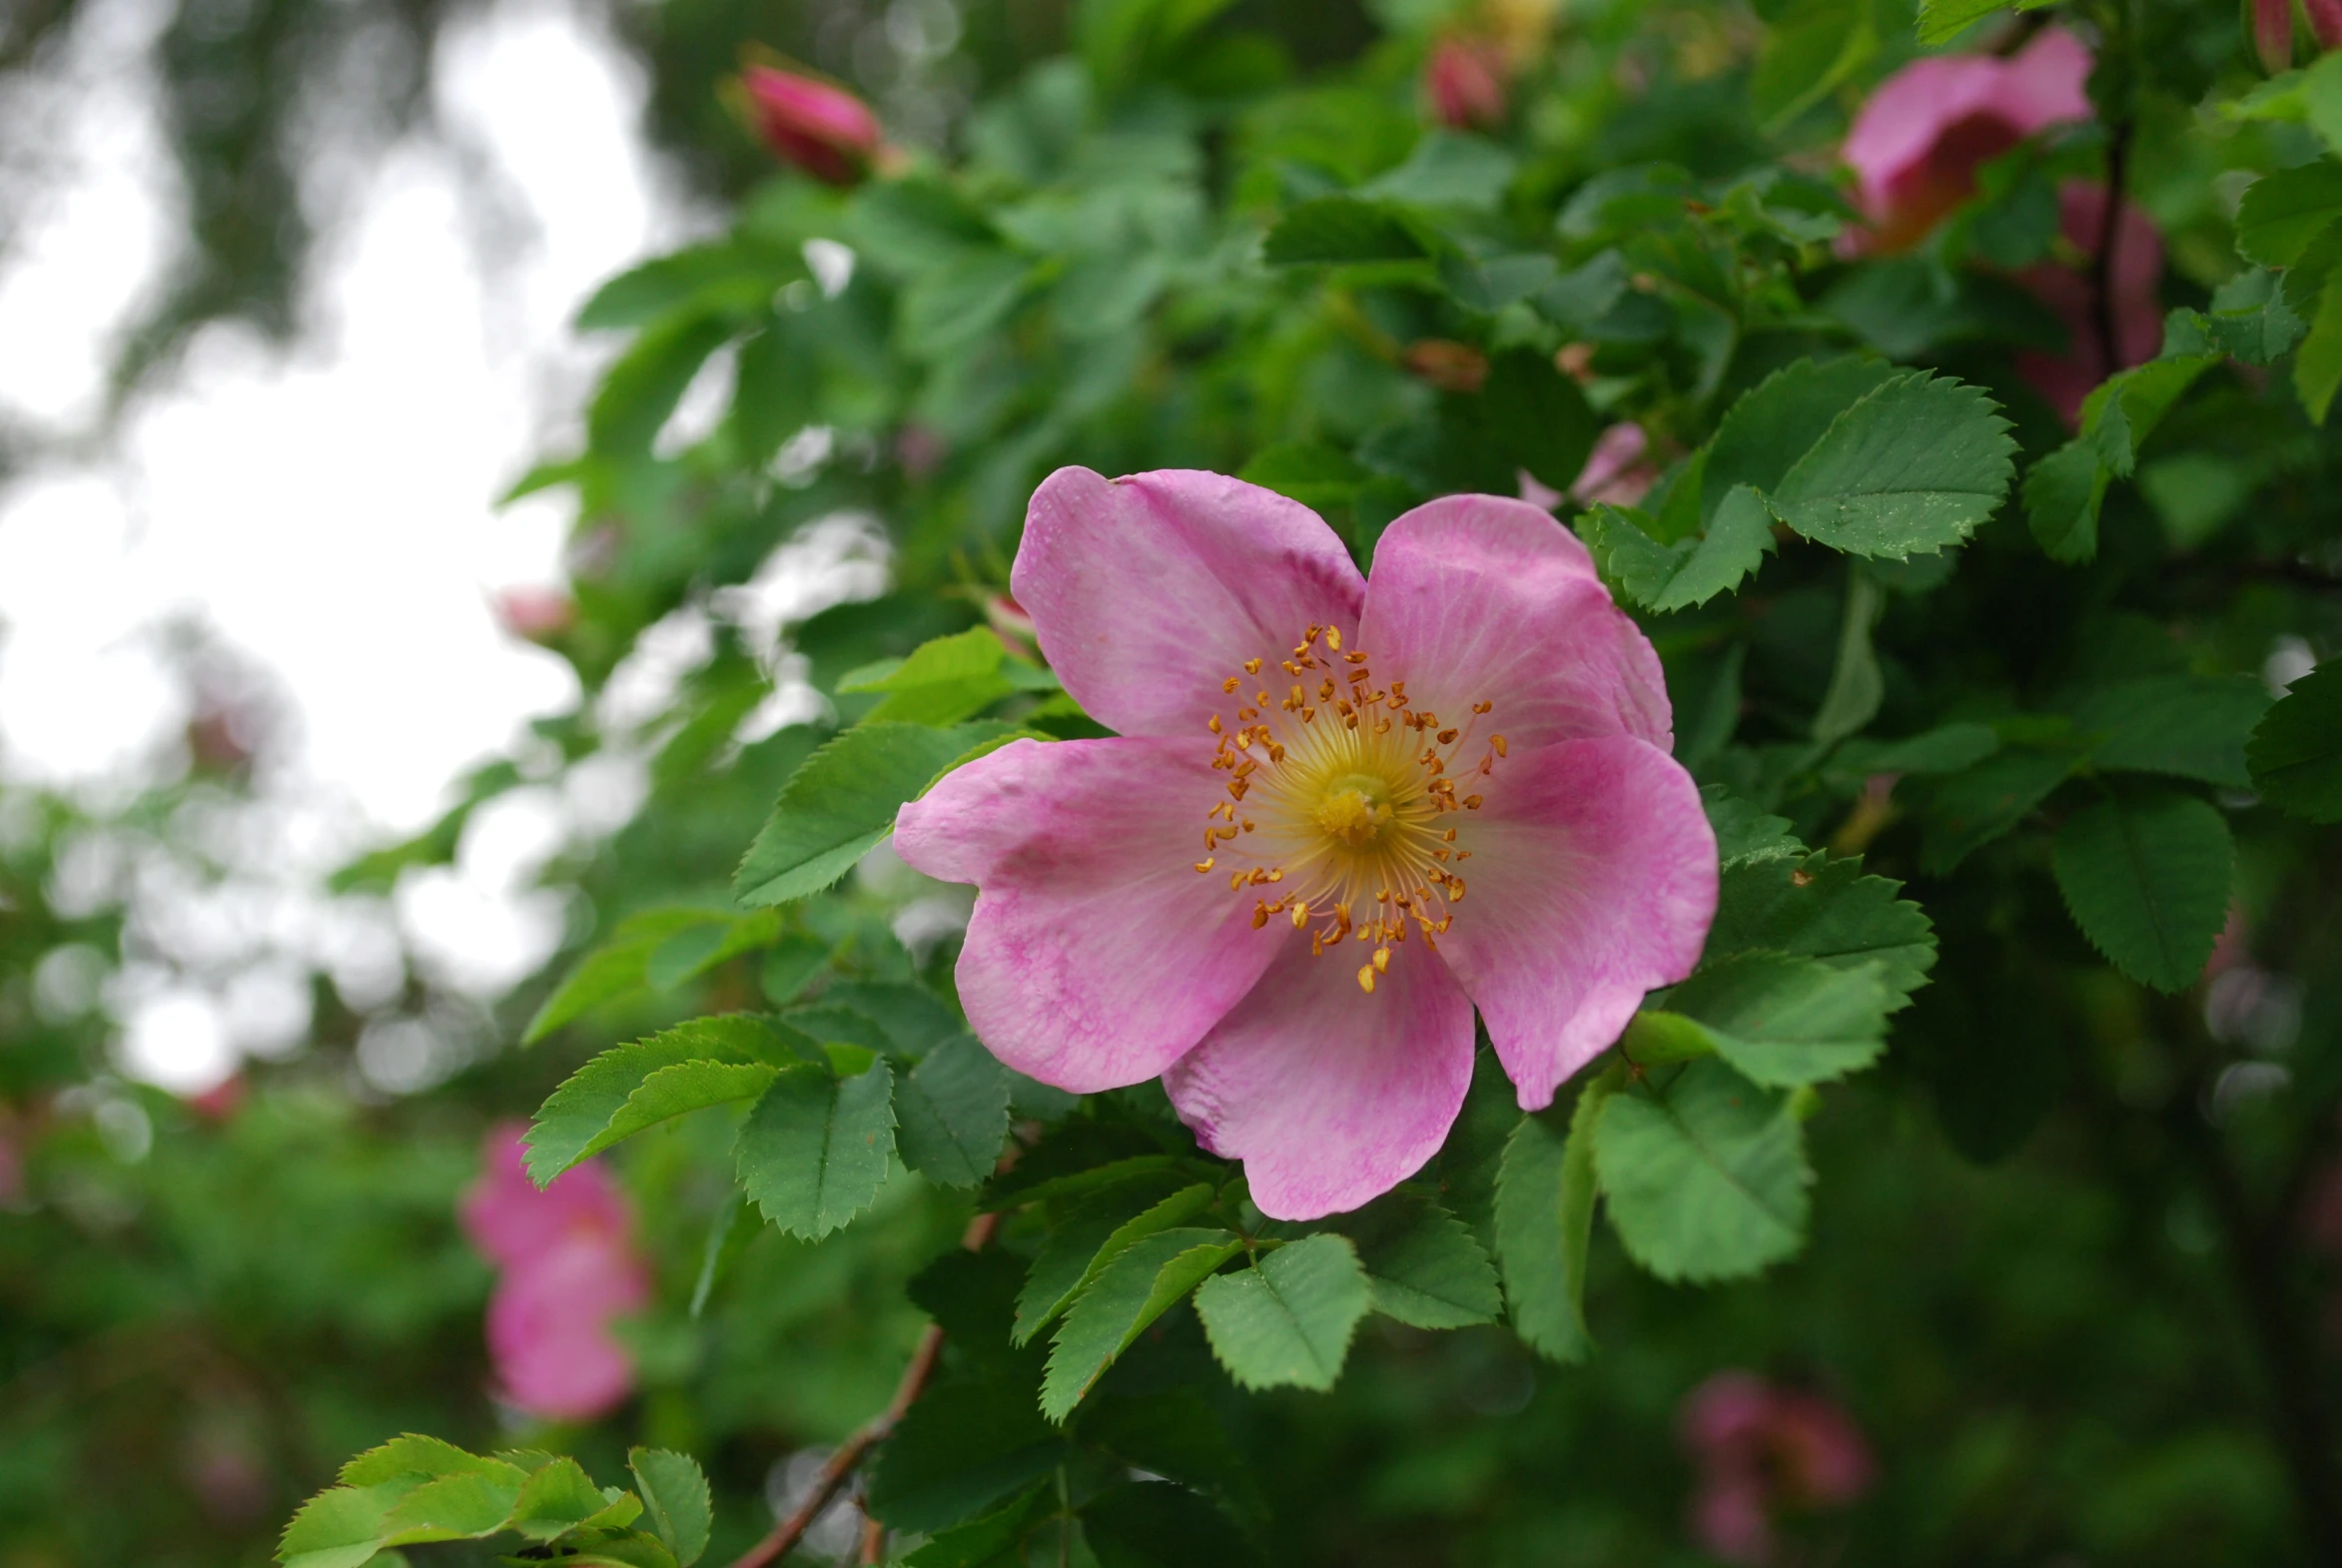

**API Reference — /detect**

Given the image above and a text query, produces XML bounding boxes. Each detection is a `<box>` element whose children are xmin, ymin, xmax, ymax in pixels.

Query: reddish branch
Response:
<box><xmin>726</xmin><ymin>1209</ymin><xmax>1002</xmax><ymax>1568</ymax></box>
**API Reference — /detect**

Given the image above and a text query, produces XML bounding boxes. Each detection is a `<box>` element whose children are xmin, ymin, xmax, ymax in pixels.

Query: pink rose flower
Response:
<box><xmin>2312</xmin><ymin>0</ymin><xmax>2342</xmax><ymax>51</ymax></box>
<box><xmin>2011</xmin><ymin>181</ymin><xmax>2165</xmax><ymax>423</ymax></box>
<box><xmin>1840</xmin><ymin>27</ymin><xmax>2092</xmax><ymax>253</ymax></box>
<box><xmin>458</xmin><ymin>1125</ymin><xmax>648</xmax><ymax>1421</ymax></box>
<box><xmin>1571</xmin><ymin>422</ymin><xmax>1658</xmax><ymax>508</ymax></box>
<box><xmin>740</xmin><ymin>64</ymin><xmax>883</xmax><ymax>187</ymax></box>
<box><xmin>1681</xmin><ymin>1371</ymin><xmax>1876</xmax><ymax>1564</ymax></box>
<box><xmin>894</xmin><ymin>468</ymin><xmax>1717</xmax><ymax>1220</ymax></box>
<box><xmin>1424</xmin><ymin>36</ymin><xmax>1508</xmax><ymax>130</ymax></box>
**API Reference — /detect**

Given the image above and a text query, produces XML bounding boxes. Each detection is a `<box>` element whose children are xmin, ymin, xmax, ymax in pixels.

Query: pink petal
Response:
<box><xmin>1163</xmin><ymin>938</ymin><xmax>1476</xmax><ymax>1221</ymax></box>
<box><xmin>486</xmin><ymin>1234</ymin><xmax>648</xmax><ymax>1421</ymax></box>
<box><xmin>1842</xmin><ymin>54</ymin><xmax>2015</xmax><ymax>215</ymax></box>
<box><xmin>2014</xmin><ymin>182</ymin><xmax>2164</xmax><ymax>424</ymax></box>
<box><xmin>1690</xmin><ymin>1470</ymin><xmax>1777</xmax><ymax>1566</ymax></box>
<box><xmin>895</xmin><ymin>736</ymin><xmax>1277</xmax><ymax>1093</ymax></box>
<box><xmin>1991</xmin><ymin>26</ymin><xmax>2094</xmax><ymax>134</ymax></box>
<box><xmin>460</xmin><ymin>1123</ymin><xmax>634</xmax><ymax>1271</ymax></box>
<box><xmin>1358</xmin><ymin>493</ymin><xmax>1672</xmax><ymax>752</ymax></box>
<box><xmin>1013</xmin><ymin>467</ymin><xmax>1366</xmax><ymax>738</ymax></box>
<box><xmin>1436</xmin><ymin>735</ymin><xmax>1716</xmax><ymax>1109</ymax></box>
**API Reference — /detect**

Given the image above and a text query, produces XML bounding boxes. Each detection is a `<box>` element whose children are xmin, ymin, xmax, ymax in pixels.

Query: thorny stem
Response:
<box><xmin>726</xmin><ymin>1209</ymin><xmax>1002</xmax><ymax>1568</ymax></box>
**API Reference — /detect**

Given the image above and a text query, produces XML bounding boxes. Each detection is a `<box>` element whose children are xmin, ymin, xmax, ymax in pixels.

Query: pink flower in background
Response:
<box><xmin>895</xmin><ymin>468</ymin><xmax>1716</xmax><ymax>1220</ymax></box>
<box><xmin>1424</xmin><ymin>36</ymin><xmax>1509</xmax><ymax>129</ymax></box>
<box><xmin>2011</xmin><ymin>182</ymin><xmax>2165</xmax><ymax>422</ymax></box>
<box><xmin>1840</xmin><ymin>27</ymin><xmax>2092</xmax><ymax>253</ymax></box>
<box><xmin>493</xmin><ymin>586</ymin><xmax>576</xmax><ymax>643</ymax></box>
<box><xmin>459</xmin><ymin>1125</ymin><xmax>648</xmax><ymax>1421</ymax></box>
<box><xmin>1680</xmin><ymin>1372</ymin><xmax>1876</xmax><ymax>1564</ymax></box>
<box><xmin>2312</xmin><ymin>0</ymin><xmax>2342</xmax><ymax>50</ymax></box>
<box><xmin>2253</xmin><ymin>0</ymin><xmax>2295</xmax><ymax>72</ymax></box>
<box><xmin>740</xmin><ymin>64</ymin><xmax>883</xmax><ymax>186</ymax></box>
<box><xmin>1572</xmin><ymin>421</ymin><xmax>1658</xmax><ymax>507</ymax></box>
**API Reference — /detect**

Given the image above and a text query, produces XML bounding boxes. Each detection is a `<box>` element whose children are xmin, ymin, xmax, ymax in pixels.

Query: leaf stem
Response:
<box><xmin>726</xmin><ymin>1207</ymin><xmax>1002</xmax><ymax>1568</ymax></box>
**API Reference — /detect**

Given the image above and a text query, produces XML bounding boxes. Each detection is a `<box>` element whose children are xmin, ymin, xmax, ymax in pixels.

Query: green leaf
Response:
<box><xmin>2072</xmin><ymin>675</ymin><xmax>2272</xmax><ymax>791</ymax></box>
<box><xmin>1237</xmin><ymin>441</ymin><xmax>1372</xmax><ymax>515</ymax></box>
<box><xmin>896</xmin><ymin>1034</ymin><xmax>1013</xmax><ymax>1188</ymax></box>
<box><xmin>1332</xmin><ymin>1189</ymin><xmax>1501</xmax><ymax>1330</ymax></box>
<box><xmin>1494</xmin><ymin>1074</ymin><xmax>1613</xmax><ymax>1362</ymax></box>
<box><xmin>1918</xmin><ymin>747</ymin><xmax>2078</xmax><ymax>874</ymax></box>
<box><xmin>627</xmin><ymin>1451</ymin><xmax>711</xmax><ymax>1567</ymax></box>
<box><xmin>1041</xmin><ymin>1227</ymin><xmax>1241</xmax><ymax>1420</ymax></box>
<box><xmin>339</xmin><ymin>1436</ymin><xmax>515</xmax><ymax>1488</ymax></box>
<box><xmin>1361</xmin><ymin>130</ymin><xmax>1518</xmax><ymax>211</ymax></box>
<box><xmin>733</xmin><ymin>722</ymin><xmax>1014</xmax><ymax>908</ymax></box>
<box><xmin>689</xmin><ymin>1194</ymin><xmax>759</xmax><ymax>1317</ymax></box>
<box><xmin>1915</xmin><ymin>0</ymin><xmax>2053</xmax><ymax>45</ymax></box>
<box><xmin>281</xmin><ymin>1482</ymin><xmax>416</xmax><ymax>1568</ymax></box>
<box><xmin>2085</xmin><ymin>357</ymin><xmax>2219</xmax><ymax>478</ymax></box>
<box><xmin>1082</xmin><ymin>1392</ymin><xmax>1268</xmax><ymax>1530</ymax></box>
<box><xmin>1655</xmin><ymin>952</ymin><xmax>1896</xmax><ymax>1088</ymax></box>
<box><xmin>1703</xmin><ymin>786</ymin><xmax>1802</xmax><ymax>865</ymax></box>
<box><xmin>2235</xmin><ymin>162</ymin><xmax>2342</xmax><ymax>267</ymax></box>
<box><xmin>524</xmin><ymin>909</ymin><xmax>778</xmax><ymax>1044</ymax></box>
<box><xmin>587</xmin><ymin>313</ymin><xmax>734</xmax><ymax>456</ymax></box>
<box><xmin>839</xmin><ymin>627</ymin><xmax>1024</xmax><ymax>727</ymax></box>
<box><xmin>1766</xmin><ymin>371</ymin><xmax>2016</xmax><ymax>558</ymax></box>
<box><xmin>2022</xmin><ymin>437</ymin><xmax>2110</xmax><ymax>564</ymax></box>
<box><xmin>1081</xmin><ymin>1482</ymin><xmax>1264</xmax><ymax>1568</ymax></box>
<box><xmin>509</xmin><ymin>1457</ymin><xmax>629</xmax><ymax>1540</ymax></box>
<box><xmin>1753</xmin><ymin>0</ymin><xmax>1877</xmax><ymax>130</ymax></box>
<box><xmin>1595</xmin><ymin>1060</ymin><xmax>1810</xmax><ymax>1282</ymax></box>
<box><xmin>2051</xmin><ymin>793</ymin><xmax>2235</xmax><ymax>993</ymax></box>
<box><xmin>733</xmin><ymin>1062</ymin><xmax>899</xmax><ymax>1238</ymax></box>
<box><xmin>1481</xmin><ymin>347</ymin><xmax>1599</xmax><ymax>492</ymax></box>
<box><xmin>866</xmin><ymin>1378</ymin><xmax>1069</xmax><ymax>1535</ymax></box>
<box><xmin>1192</xmin><ymin>1233</ymin><xmax>1371</xmax><ymax>1392</ymax></box>
<box><xmin>525</xmin><ymin>1017</ymin><xmax>796</xmax><ymax>1184</ymax></box>
<box><xmin>575</xmin><ymin>240</ymin><xmax>796</xmax><ymax>331</ymax></box>
<box><xmin>1708</xmin><ymin>359</ymin><xmax>1898</xmax><ymax>521</ymax></box>
<box><xmin>1579</xmin><ymin>487</ymin><xmax>1776</xmax><ymax>612</ymax></box>
<box><xmin>1705</xmin><ymin>851</ymin><xmax>1936</xmax><ymax>1008</ymax></box>
<box><xmin>898</xmin><ymin>1485</ymin><xmax>1053</xmax><ymax>1568</ymax></box>
<box><xmin>1826</xmin><ymin>722</ymin><xmax>1999</xmax><ymax>782</ymax></box>
<box><xmin>1261</xmin><ymin>198</ymin><xmax>1430</xmax><ymax>265</ymax></box>
<box><xmin>1017</xmin><ymin>1180</ymin><xmax>1215</xmax><ymax>1346</ymax></box>
<box><xmin>900</xmin><ymin>254</ymin><xmax>1036</xmax><ymax>359</ymax></box>
<box><xmin>2297</xmin><ymin>274</ymin><xmax>2342</xmax><ymax>423</ymax></box>
<box><xmin>1811</xmin><ymin>567</ymin><xmax>1885</xmax><ymax>744</ymax></box>
<box><xmin>379</xmin><ymin>1470</ymin><xmax>523</xmax><ymax>1539</ymax></box>
<box><xmin>2249</xmin><ymin>659</ymin><xmax>2342</xmax><ymax>823</ymax></box>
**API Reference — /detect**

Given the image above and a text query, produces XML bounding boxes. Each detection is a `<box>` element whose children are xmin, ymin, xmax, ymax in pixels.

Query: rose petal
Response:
<box><xmin>1014</xmin><ymin>467</ymin><xmax>1366</xmax><ymax>738</ymax></box>
<box><xmin>459</xmin><ymin>1124</ymin><xmax>633</xmax><ymax>1272</ymax></box>
<box><xmin>1359</xmin><ymin>493</ymin><xmax>1672</xmax><ymax>751</ymax></box>
<box><xmin>1438</xmin><ymin>735</ymin><xmax>1716</xmax><ymax>1109</ymax></box>
<box><xmin>895</xmin><ymin>736</ymin><xmax>1277</xmax><ymax>1092</ymax></box>
<box><xmin>487</xmin><ymin>1234</ymin><xmax>648</xmax><ymax>1421</ymax></box>
<box><xmin>1163</xmin><ymin>937</ymin><xmax>1476</xmax><ymax>1220</ymax></box>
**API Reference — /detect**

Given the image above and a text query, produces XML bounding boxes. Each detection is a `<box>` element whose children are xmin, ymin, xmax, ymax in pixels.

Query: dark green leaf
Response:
<box><xmin>1041</xmin><ymin>1227</ymin><xmax>1240</xmax><ymax>1421</ymax></box>
<box><xmin>2249</xmin><ymin>659</ymin><xmax>2342</xmax><ymax>822</ymax></box>
<box><xmin>1767</xmin><ymin>371</ymin><xmax>2016</xmax><ymax>558</ymax></box>
<box><xmin>1081</xmin><ymin>1481</ymin><xmax>1264</xmax><ymax>1568</ymax></box>
<box><xmin>1918</xmin><ymin>747</ymin><xmax>2078</xmax><ymax>873</ymax></box>
<box><xmin>626</xmin><ymin>1451</ymin><xmax>711</xmax><ymax>1567</ymax></box>
<box><xmin>2235</xmin><ymin>162</ymin><xmax>2342</xmax><ymax>267</ymax></box>
<box><xmin>1703</xmin><ymin>787</ymin><xmax>1802</xmax><ymax>865</ymax></box>
<box><xmin>865</xmin><ymin>1379</ymin><xmax>1067</xmax><ymax>1534</ymax></box>
<box><xmin>1706</xmin><ymin>357</ymin><xmax>1897</xmax><ymax>521</ymax></box>
<box><xmin>1481</xmin><ymin>348</ymin><xmax>1599</xmax><ymax>491</ymax></box>
<box><xmin>2072</xmin><ymin>675</ymin><xmax>2271</xmax><ymax>791</ymax></box>
<box><xmin>1332</xmin><ymin>1189</ymin><xmax>1501</xmax><ymax>1329</ymax></box>
<box><xmin>897</xmin><ymin>1035</ymin><xmax>1013</xmax><ymax>1188</ymax></box>
<box><xmin>1261</xmin><ymin>198</ymin><xmax>1429</xmax><ymax>265</ymax></box>
<box><xmin>1082</xmin><ymin>1391</ymin><xmax>1268</xmax><ymax>1530</ymax></box>
<box><xmin>1916</xmin><ymin>0</ymin><xmax>2053</xmax><ymax>45</ymax></box>
<box><xmin>1016</xmin><ymin>1177</ymin><xmax>1213</xmax><ymax>1345</ymax></box>
<box><xmin>1656</xmin><ymin>952</ymin><xmax>1896</xmax><ymax>1087</ymax></box>
<box><xmin>2051</xmin><ymin>793</ymin><xmax>2235</xmax><ymax>993</ymax></box>
<box><xmin>525</xmin><ymin>1016</ymin><xmax>796</xmax><ymax>1184</ymax></box>
<box><xmin>1579</xmin><ymin>488</ymin><xmax>1776</xmax><ymax>612</ymax></box>
<box><xmin>1493</xmin><ymin>1075</ymin><xmax>1612</xmax><ymax>1362</ymax></box>
<box><xmin>1705</xmin><ymin>851</ymin><xmax>1936</xmax><ymax>1008</ymax></box>
<box><xmin>733</xmin><ymin>1062</ymin><xmax>898</xmax><ymax>1239</ymax></box>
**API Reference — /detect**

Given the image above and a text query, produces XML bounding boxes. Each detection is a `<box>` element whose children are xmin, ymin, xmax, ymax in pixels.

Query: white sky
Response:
<box><xmin>0</xmin><ymin>0</ymin><xmax>704</xmax><ymax>1089</ymax></box>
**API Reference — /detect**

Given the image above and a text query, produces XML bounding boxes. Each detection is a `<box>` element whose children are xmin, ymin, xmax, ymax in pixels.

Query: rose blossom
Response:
<box><xmin>1680</xmin><ymin>1371</ymin><xmax>1876</xmax><ymax>1564</ymax></box>
<box><xmin>1424</xmin><ymin>36</ymin><xmax>1509</xmax><ymax>129</ymax></box>
<box><xmin>740</xmin><ymin>64</ymin><xmax>883</xmax><ymax>187</ymax></box>
<box><xmin>894</xmin><ymin>468</ymin><xmax>1717</xmax><ymax>1220</ymax></box>
<box><xmin>458</xmin><ymin>1125</ymin><xmax>649</xmax><ymax>1421</ymax></box>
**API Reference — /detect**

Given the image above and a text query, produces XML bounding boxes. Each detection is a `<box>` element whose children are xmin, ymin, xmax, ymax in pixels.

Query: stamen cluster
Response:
<box><xmin>1190</xmin><ymin>624</ymin><xmax>1506</xmax><ymax>994</ymax></box>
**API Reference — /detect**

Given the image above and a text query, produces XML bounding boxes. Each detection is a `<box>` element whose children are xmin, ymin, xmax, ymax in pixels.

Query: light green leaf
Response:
<box><xmin>1702</xmin><ymin>786</ymin><xmax>1802</xmax><ymax>865</ymax></box>
<box><xmin>1494</xmin><ymin>1072</ymin><xmax>1613</xmax><ymax>1362</ymax></box>
<box><xmin>2052</xmin><ymin>793</ymin><xmax>2235</xmax><ymax>993</ymax></box>
<box><xmin>628</xmin><ymin>1450</ymin><xmax>712</xmax><ymax>1567</ymax></box>
<box><xmin>1704</xmin><ymin>850</ymin><xmax>1936</xmax><ymax>1008</ymax></box>
<box><xmin>1015</xmin><ymin>1178</ymin><xmax>1215</xmax><ymax>1345</ymax></box>
<box><xmin>1042</xmin><ymin>1227</ymin><xmax>1242</xmax><ymax>1420</ymax></box>
<box><xmin>524</xmin><ymin>908</ymin><xmax>776</xmax><ymax>1044</ymax></box>
<box><xmin>1333</xmin><ymin>1189</ymin><xmax>1501</xmax><ymax>1330</ymax></box>
<box><xmin>1767</xmin><ymin>371</ymin><xmax>2016</xmax><ymax>558</ymax></box>
<box><xmin>2297</xmin><ymin>274</ymin><xmax>2342</xmax><ymax>423</ymax></box>
<box><xmin>1915</xmin><ymin>0</ymin><xmax>2053</xmax><ymax>45</ymax></box>
<box><xmin>1362</xmin><ymin>131</ymin><xmax>1517</xmax><ymax>211</ymax></box>
<box><xmin>339</xmin><ymin>1436</ymin><xmax>517</xmax><ymax>1488</ymax></box>
<box><xmin>839</xmin><ymin>627</ymin><xmax>1025</xmax><ymax>726</ymax></box>
<box><xmin>1707</xmin><ymin>358</ymin><xmax>1898</xmax><ymax>522</ymax></box>
<box><xmin>733</xmin><ymin>722</ymin><xmax>1013</xmax><ymax>908</ymax></box>
<box><xmin>2249</xmin><ymin>659</ymin><xmax>2342</xmax><ymax>823</ymax></box>
<box><xmin>379</xmin><ymin>1471</ymin><xmax>524</xmax><ymax>1539</ymax></box>
<box><xmin>1656</xmin><ymin>952</ymin><xmax>1896</xmax><ymax>1088</ymax></box>
<box><xmin>1753</xmin><ymin>0</ymin><xmax>1877</xmax><ymax>130</ymax></box>
<box><xmin>2072</xmin><ymin>675</ymin><xmax>2272</xmax><ymax>791</ymax></box>
<box><xmin>1594</xmin><ymin>1060</ymin><xmax>1811</xmax><ymax>1282</ymax></box>
<box><xmin>525</xmin><ymin>1017</ymin><xmax>798</xmax><ymax>1184</ymax></box>
<box><xmin>895</xmin><ymin>1034</ymin><xmax>1012</xmax><ymax>1188</ymax></box>
<box><xmin>2235</xmin><ymin>162</ymin><xmax>2342</xmax><ymax>267</ymax></box>
<box><xmin>509</xmin><ymin>1457</ymin><xmax>629</xmax><ymax>1540</ymax></box>
<box><xmin>1579</xmin><ymin>486</ymin><xmax>1776</xmax><ymax>611</ymax></box>
<box><xmin>588</xmin><ymin>314</ymin><xmax>733</xmax><ymax>455</ymax></box>
<box><xmin>1193</xmin><ymin>1233</ymin><xmax>1372</xmax><ymax>1392</ymax></box>
<box><xmin>899</xmin><ymin>254</ymin><xmax>1035</xmax><ymax>359</ymax></box>
<box><xmin>280</xmin><ymin>1481</ymin><xmax>417</xmax><ymax>1568</ymax></box>
<box><xmin>733</xmin><ymin>1062</ymin><xmax>899</xmax><ymax>1239</ymax></box>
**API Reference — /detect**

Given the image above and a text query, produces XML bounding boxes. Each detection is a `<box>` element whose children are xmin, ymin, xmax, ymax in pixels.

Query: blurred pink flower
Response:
<box><xmin>2254</xmin><ymin>0</ymin><xmax>2295</xmax><ymax>71</ymax></box>
<box><xmin>2011</xmin><ymin>182</ymin><xmax>2165</xmax><ymax>423</ymax></box>
<box><xmin>1571</xmin><ymin>422</ymin><xmax>1657</xmax><ymax>508</ymax></box>
<box><xmin>1424</xmin><ymin>37</ymin><xmax>1508</xmax><ymax>129</ymax></box>
<box><xmin>741</xmin><ymin>64</ymin><xmax>883</xmax><ymax>186</ymax></box>
<box><xmin>1681</xmin><ymin>1371</ymin><xmax>1875</xmax><ymax>1564</ymax></box>
<box><xmin>459</xmin><ymin>1125</ymin><xmax>648</xmax><ymax>1421</ymax></box>
<box><xmin>1840</xmin><ymin>28</ymin><xmax>2092</xmax><ymax>253</ymax></box>
<box><xmin>2311</xmin><ymin>0</ymin><xmax>2342</xmax><ymax>50</ymax></box>
<box><xmin>494</xmin><ymin>587</ymin><xmax>576</xmax><ymax>644</ymax></box>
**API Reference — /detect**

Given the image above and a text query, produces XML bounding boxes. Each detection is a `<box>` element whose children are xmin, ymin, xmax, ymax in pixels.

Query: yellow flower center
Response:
<box><xmin>1189</xmin><ymin>623</ymin><xmax>1505</xmax><ymax>995</ymax></box>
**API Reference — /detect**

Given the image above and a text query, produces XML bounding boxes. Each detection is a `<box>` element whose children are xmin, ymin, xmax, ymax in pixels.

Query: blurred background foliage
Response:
<box><xmin>4</xmin><ymin>0</ymin><xmax>2342</xmax><ymax>1563</ymax></box>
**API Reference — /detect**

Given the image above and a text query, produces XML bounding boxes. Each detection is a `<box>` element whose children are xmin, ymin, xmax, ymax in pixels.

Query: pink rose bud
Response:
<box><xmin>2253</xmin><ymin>0</ymin><xmax>2296</xmax><ymax>70</ymax></box>
<box><xmin>740</xmin><ymin>64</ymin><xmax>883</xmax><ymax>186</ymax></box>
<box><xmin>1424</xmin><ymin>37</ymin><xmax>1508</xmax><ymax>129</ymax></box>
<box><xmin>2306</xmin><ymin>0</ymin><xmax>2342</xmax><ymax>50</ymax></box>
<box><xmin>1571</xmin><ymin>421</ymin><xmax>1658</xmax><ymax>508</ymax></box>
<box><xmin>985</xmin><ymin>593</ymin><xmax>1041</xmax><ymax>662</ymax></box>
<box><xmin>493</xmin><ymin>586</ymin><xmax>575</xmax><ymax>643</ymax></box>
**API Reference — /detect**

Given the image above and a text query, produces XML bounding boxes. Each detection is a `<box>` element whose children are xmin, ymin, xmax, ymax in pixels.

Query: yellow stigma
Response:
<box><xmin>1193</xmin><ymin>623</ymin><xmax>1503</xmax><ymax>995</ymax></box>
